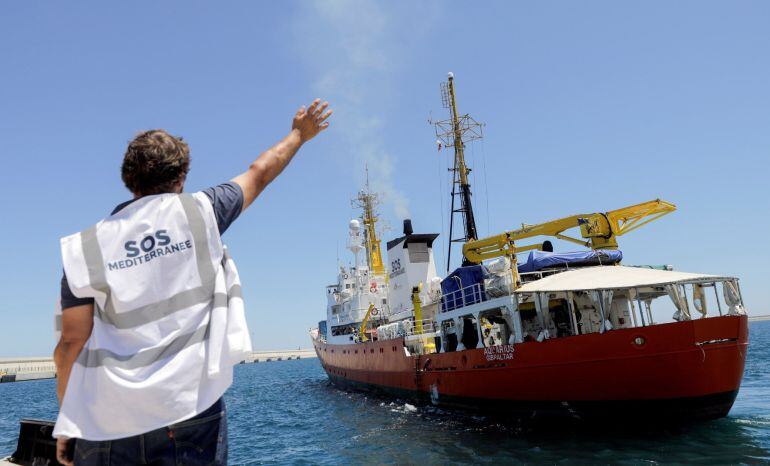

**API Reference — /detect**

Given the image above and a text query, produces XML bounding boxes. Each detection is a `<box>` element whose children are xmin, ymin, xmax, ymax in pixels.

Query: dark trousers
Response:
<box><xmin>73</xmin><ymin>398</ymin><xmax>227</xmax><ymax>465</ymax></box>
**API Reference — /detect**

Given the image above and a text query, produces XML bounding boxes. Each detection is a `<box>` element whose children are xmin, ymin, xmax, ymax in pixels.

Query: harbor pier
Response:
<box><xmin>0</xmin><ymin>350</ymin><xmax>317</xmax><ymax>383</ymax></box>
<box><xmin>0</xmin><ymin>358</ymin><xmax>56</xmax><ymax>383</ymax></box>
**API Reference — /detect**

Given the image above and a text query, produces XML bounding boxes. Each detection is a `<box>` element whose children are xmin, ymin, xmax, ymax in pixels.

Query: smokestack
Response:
<box><xmin>403</xmin><ymin>219</ymin><xmax>413</xmax><ymax>236</ymax></box>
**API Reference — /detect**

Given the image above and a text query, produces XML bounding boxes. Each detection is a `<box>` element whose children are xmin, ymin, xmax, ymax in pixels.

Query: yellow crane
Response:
<box><xmin>359</xmin><ymin>303</ymin><xmax>377</xmax><ymax>342</ymax></box>
<box><xmin>462</xmin><ymin>199</ymin><xmax>676</xmax><ymax>283</ymax></box>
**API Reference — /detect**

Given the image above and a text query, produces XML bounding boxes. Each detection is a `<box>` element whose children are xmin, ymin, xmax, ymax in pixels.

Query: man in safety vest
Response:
<box><xmin>54</xmin><ymin>99</ymin><xmax>332</xmax><ymax>465</ymax></box>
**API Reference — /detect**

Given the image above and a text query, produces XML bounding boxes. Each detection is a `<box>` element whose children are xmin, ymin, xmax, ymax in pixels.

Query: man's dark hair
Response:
<box><xmin>121</xmin><ymin>129</ymin><xmax>191</xmax><ymax>196</ymax></box>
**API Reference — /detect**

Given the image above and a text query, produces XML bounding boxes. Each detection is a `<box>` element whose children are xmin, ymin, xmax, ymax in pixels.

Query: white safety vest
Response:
<box><xmin>54</xmin><ymin>192</ymin><xmax>252</xmax><ymax>440</ymax></box>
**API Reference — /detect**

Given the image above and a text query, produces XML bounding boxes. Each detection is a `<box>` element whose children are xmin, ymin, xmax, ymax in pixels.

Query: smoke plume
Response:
<box><xmin>292</xmin><ymin>0</ymin><xmax>413</xmax><ymax>220</ymax></box>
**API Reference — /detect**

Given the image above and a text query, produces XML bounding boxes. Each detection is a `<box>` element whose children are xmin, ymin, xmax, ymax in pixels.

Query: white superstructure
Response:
<box><xmin>325</xmin><ymin>214</ymin><xmax>389</xmax><ymax>344</ymax></box>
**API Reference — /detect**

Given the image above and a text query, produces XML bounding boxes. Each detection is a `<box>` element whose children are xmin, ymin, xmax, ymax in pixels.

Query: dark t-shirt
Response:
<box><xmin>59</xmin><ymin>182</ymin><xmax>244</xmax><ymax>310</ymax></box>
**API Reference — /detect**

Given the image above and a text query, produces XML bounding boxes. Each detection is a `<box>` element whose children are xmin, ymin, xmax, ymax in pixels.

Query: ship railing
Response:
<box><xmin>402</xmin><ymin>319</ymin><xmax>437</xmax><ymax>336</ymax></box>
<box><xmin>519</xmin><ymin>268</ymin><xmax>566</xmax><ymax>282</ymax></box>
<box><xmin>330</xmin><ymin>310</ymin><xmax>367</xmax><ymax>325</ymax></box>
<box><xmin>402</xmin><ymin>319</ymin><xmax>439</xmax><ymax>355</ymax></box>
<box><xmin>440</xmin><ymin>283</ymin><xmax>487</xmax><ymax>313</ymax></box>
<box><xmin>331</xmin><ymin>306</ymin><xmax>390</xmax><ymax>325</ymax></box>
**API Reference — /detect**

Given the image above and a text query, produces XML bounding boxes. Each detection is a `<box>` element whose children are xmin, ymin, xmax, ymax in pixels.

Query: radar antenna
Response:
<box><xmin>432</xmin><ymin>72</ymin><xmax>484</xmax><ymax>271</ymax></box>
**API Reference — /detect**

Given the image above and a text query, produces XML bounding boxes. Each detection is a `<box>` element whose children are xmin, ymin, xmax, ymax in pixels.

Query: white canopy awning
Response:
<box><xmin>516</xmin><ymin>266</ymin><xmax>730</xmax><ymax>293</ymax></box>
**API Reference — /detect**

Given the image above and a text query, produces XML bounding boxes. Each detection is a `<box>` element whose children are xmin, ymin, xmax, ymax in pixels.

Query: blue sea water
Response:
<box><xmin>2</xmin><ymin>322</ymin><xmax>769</xmax><ymax>465</ymax></box>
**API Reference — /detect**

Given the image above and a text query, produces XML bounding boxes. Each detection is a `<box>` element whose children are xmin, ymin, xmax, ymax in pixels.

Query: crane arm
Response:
<box><xmin>358</xmin><ymin>303</ymin><xmax>377</xmax><ymax>342</ymax></box>
<box><xmin>604</xmin><ymin>199</ymin><xmax>677</xmax><ymax>236</ymax></box>
<box><xmin>463</xmin><ymin>199</ymin><xmax>676</xmax><ymax>263</ymax></box>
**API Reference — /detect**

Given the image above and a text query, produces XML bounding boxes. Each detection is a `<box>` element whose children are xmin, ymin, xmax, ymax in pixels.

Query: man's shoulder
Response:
<box><xmin>199</xmin><ymin>182</ymin><xmax>244</xmax><ymax>235</ymax></box>
<box><xmin>78</xmin><ymin>183</ymin><xmax>243</xmax><ymax>239</ymax></box>
<box><xmin>201</xmin><ymin>182</ymin><xmax>243</xmax><ymax>204</ymax></box>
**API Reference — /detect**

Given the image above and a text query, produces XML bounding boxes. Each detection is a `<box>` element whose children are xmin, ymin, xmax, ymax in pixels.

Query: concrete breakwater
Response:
<box><xmin>244</xmin><ymin>349</ymin><xmax>317</xmax><ymax>363</ymax></box>
<box><xmin>0</xmin><ymin>350</ymin><xmax>317</xmax><ymax>383</ymax></box>
<box><xmin>0</xmin><ymin>358</ymin><xmax>56</xmax><ymax>383</ymax></box>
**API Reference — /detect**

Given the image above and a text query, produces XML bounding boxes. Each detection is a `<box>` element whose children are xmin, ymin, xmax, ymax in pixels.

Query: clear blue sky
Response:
<box><xmin>1</xmin><ymin>1</ymin><xmax>768</xmax><ymax>356</ymax></box>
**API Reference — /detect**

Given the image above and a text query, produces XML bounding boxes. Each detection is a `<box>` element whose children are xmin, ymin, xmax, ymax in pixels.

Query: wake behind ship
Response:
<box><xmin>310</xmin><ymin>74</ymin><xmax>749</xmax><ymax>423</ymax></box>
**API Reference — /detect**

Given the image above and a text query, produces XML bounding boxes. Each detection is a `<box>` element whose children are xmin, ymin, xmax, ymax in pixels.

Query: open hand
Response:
<box><xmin>292</xmin><ymin>99</ymin><xmax>332</xmax><ymax>143</ymax></box>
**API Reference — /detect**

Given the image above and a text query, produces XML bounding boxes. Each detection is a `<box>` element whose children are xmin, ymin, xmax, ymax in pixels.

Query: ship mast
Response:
<box><xmin>353</xmin><ymin>167</ymin><xmax>385</xmax><ymax>276</ymax></box>
<box><xmin>433</xmin><ymin>72</ymin><xmax>484</xmax><ymax>271</ymax></box>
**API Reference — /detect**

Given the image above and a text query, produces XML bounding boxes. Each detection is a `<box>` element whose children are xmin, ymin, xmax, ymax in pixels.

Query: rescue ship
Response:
<box><xmin>310</xmin><ymin>73</ymin><xmax>748</xmax><ymax>422</ymax></box>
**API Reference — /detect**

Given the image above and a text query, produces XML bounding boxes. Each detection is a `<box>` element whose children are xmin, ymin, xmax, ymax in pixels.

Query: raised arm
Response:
<box><xmin>232</xmin><ymin>99</ymin><xmax>332</xmax><ymax>211</ymax></box>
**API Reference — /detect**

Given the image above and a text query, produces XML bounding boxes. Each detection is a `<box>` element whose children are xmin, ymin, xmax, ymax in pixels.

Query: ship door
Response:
<box><xmin>478</xmin><ymin>307</ymin><xmax>512</xmax><ymax>347</ymax></box>
<box><xmin>440</xmin><ymin>320</ymin><xmax>458</xmax><ymax>352</ymax></box>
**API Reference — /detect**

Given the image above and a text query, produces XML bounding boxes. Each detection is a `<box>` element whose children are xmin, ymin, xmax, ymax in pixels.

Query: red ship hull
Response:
<box><xmin>313</xmin><ymin>315</ymin><xmax>749</xmax><ymax>422</ymax></box>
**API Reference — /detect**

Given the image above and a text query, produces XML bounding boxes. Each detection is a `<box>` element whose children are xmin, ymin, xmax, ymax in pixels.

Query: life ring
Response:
<box><xmin>371</xmin><ymin>307</ymin><xmax>379</xmax><ymax>316</ymax></box>
<box><xmin>370</xmin><ymin>283</ymin><xmax>377</xmax><ymax>293</ymax></box>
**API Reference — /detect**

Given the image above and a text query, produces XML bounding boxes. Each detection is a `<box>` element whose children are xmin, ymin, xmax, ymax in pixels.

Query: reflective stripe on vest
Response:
<box><xmin>75</xmin><ymin>283</ymin><xmax>243</xmax><ymax>369</ymax></box>
<box><xmin>79</xmin><ymin>194</ymin><xmax>216</xmax><ymax>330</ymax></box>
